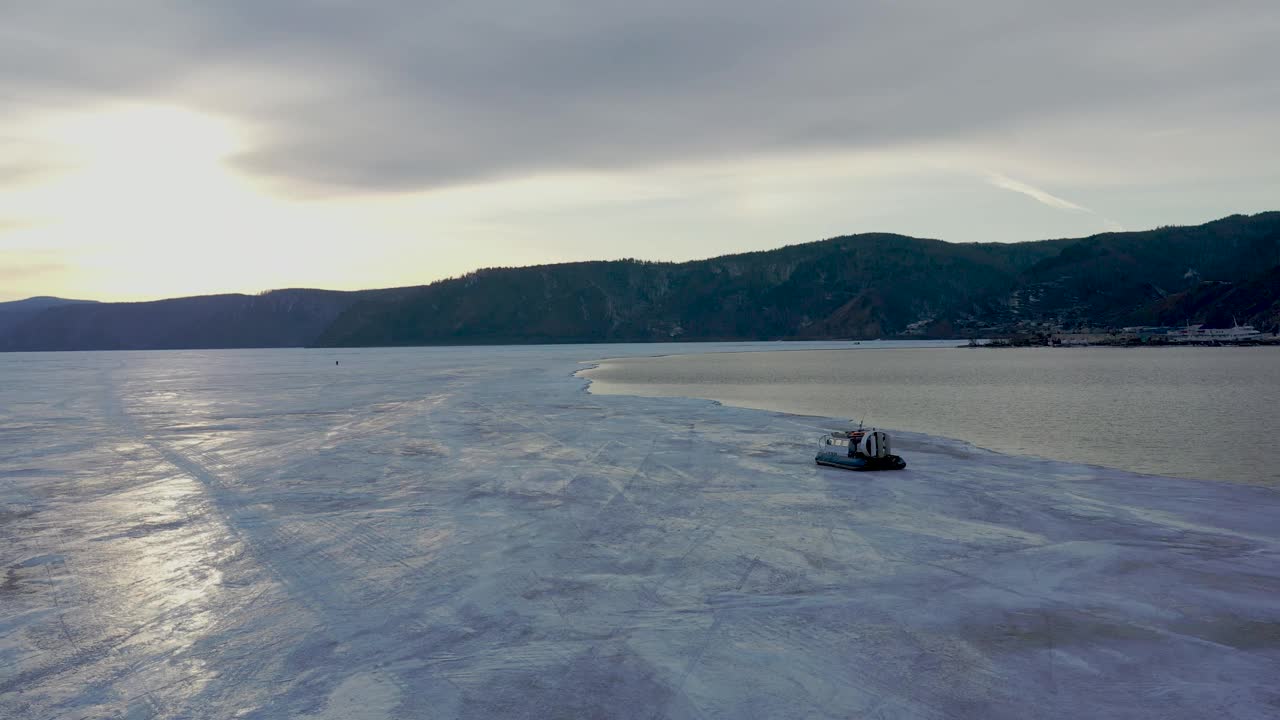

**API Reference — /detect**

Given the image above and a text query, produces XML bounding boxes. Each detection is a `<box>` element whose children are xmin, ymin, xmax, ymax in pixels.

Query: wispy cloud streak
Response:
<box><xmin>985</xmin><ymin>172</ymin><xmax>1089</xmax><ymax>212</ymax></box>
<box><xmin>985</xmin><ymin>172</ymin><xmax>1126</xmax><ymax>232</ymax></box>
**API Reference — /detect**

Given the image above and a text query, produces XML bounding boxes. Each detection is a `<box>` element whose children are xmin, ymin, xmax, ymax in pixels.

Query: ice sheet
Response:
<box><xmin>1</xmin><ymin>343</ymin><xmax>1277</xmax><ymax>719</ymax></box>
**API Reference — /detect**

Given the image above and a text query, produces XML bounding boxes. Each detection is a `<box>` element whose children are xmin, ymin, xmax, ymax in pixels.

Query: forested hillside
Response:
<box><xmin>316</xmin><ymin>213</ymin><xmax>1280</xmax><ymax>346</ymax></box>
<box><xmin>3</xmin><ymin>213</ymin><xmax>1277</xmax><ymax>351</ymax></box>
<box><xmin>0</xmin><ymin>288</ymin><xmax>411</xmax><ymax>351</ymax></box>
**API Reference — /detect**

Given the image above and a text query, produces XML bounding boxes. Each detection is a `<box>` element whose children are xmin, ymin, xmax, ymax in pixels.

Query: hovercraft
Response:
<box><xmin>815</xmin><ymin>428</ymin><xmax>906</xmax><ymax>471</ymax></box>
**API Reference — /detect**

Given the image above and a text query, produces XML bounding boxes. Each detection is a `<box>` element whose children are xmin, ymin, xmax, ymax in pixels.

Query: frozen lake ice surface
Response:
<box><xmin>1</xmin><ymin>343</ymin><xmax>1278</xmax><ymax>719</ymax></box>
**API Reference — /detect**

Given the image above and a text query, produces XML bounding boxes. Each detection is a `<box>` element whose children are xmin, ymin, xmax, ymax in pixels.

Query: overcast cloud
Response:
<box><xmin>1</xmin><ymin>1</ymin><xmax>1278</xmax><ymax>301</ymax></box>
<box><xmin>3</xmin><ymin>0</ymin><xmax>1277</xmax><ymax>192</ymax></box>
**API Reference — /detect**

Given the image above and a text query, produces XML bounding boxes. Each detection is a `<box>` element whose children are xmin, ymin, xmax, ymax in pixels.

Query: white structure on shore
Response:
<box><xmin>1167</xmin><ymin>322</ymin><xmax>1264</xmax><ymax>342</ymax></box>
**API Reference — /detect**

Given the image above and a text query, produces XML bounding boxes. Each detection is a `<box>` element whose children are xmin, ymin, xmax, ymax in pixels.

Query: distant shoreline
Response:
<box><xmin>982</xmin><ymin>339</ymin><xmax>1280</xmax><ymax>349</ymax></box>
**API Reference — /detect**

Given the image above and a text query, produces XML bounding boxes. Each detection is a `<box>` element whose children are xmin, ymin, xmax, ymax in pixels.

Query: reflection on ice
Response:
<box><xmin>0</xmin><ymin>343</ymin><xmax>1277</xmax><ymax>719</ymax></box>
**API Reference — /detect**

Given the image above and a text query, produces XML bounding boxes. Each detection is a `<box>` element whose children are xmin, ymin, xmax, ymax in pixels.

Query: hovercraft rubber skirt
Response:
<box><xmin>815</xmin><ymin>452</ymin><xmax>906</xmax><ymax>471</ymax></box>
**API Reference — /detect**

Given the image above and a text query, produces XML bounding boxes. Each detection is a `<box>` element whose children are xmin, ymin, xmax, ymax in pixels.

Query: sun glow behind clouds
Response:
<box><xmin>16</xmin><ymin>104</ymin><xmax>246</xmax><ymax>236</ymax></box>
<box><xmin>4</xmin><ymin>101</ymin><xmax>1267</xmax><ymax>303</ymax></box>
<box><xmin>6</xmin><ymin>102</ymin><xmax>708</xmax><ymax>301</ymax></box>
<box><xmin>6</xmin><ymin>104</ymin><xmax>979</xmax><ymax>301</ymax></box>
<box><xmin>2</xmin><ymin>104</ymin><xmax>416</xmax><ymax>299</ymax></box>
<box><xmin>52</xmin><ymin>105</ymin><xmax>241</xmax><ymax>167</ymax></box>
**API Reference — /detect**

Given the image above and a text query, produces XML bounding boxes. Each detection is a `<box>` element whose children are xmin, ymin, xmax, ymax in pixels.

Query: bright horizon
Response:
<box><xmin>0</xmin><ymin>199</ymin><xmax>1264</xmax><ymax>305</ymax></box>
<box><xmin>4</xmin><ymin>3</ymin><xmax>1279</xmax><ymax>303</ymax></box>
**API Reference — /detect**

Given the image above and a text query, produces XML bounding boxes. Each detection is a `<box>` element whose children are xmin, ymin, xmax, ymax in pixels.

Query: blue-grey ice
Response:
<box><xmin>1</xmin><ymin>344</ymin><xmax>1277</xmax><ymax>719</ymax></box>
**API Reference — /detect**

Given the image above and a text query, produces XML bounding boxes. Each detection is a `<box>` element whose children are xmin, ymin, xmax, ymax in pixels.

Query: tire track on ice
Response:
<box><xmin>1</xmin><ymin>393</ymin><xmax>217</xmax><ymax>716</ymax></box>
<box><xmin>96</xmin><ymin>370</ymin><xmax>421</xmax><ymax>715</ymax></box>
<box><xmin>104</xmin><ymin>376</ymin><xmax>424</xmax><ymax>616</ymax></box>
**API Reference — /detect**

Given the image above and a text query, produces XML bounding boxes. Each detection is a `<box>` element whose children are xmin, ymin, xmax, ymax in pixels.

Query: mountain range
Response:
<box><xmin>3</xmin><ymin>212</ymin><xmax>1277</xmax><ymax>351</ymax></box>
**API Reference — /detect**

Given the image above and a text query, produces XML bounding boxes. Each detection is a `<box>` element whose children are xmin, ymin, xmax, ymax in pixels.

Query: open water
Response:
<box><xmin>584</xmin><ymin>345</ymin><xmax>1280</xmax><ymax>485</ymax></box>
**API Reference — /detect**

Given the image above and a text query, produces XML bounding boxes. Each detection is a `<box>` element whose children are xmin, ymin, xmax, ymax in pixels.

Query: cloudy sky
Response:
<box><xmin>2</xmin><ymin>1</ymin><xmax>1278</xmax><ymax>301</ymax></box>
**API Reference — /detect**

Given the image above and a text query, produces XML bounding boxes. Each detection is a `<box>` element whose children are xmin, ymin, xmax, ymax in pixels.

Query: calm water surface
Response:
<box><xmin>585</xmin><ymin>346</ymin><xmax>1280</xmax><ymax>485</ymax></box>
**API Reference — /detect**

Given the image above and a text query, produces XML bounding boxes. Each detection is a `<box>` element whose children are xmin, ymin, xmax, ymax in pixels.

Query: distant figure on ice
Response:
<box><xmin>336</xmin><ymin>360</ymin><xmax>340</xmax><ymax>365</ymax></box>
